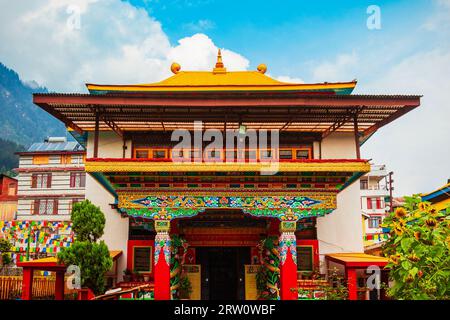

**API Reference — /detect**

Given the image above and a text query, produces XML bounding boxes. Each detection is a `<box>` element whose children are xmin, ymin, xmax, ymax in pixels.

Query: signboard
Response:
<box><xmin>245</xmin><ymin>264</ymin><xmax>259</xmax><ymax>300</ymax></box>
<box><xmin>182</xmin><ymin>264</ymin><xmax>201</xmax><ymax>300</ymax></box>
<box><xmin>133</xmin><ymin>246</ymin><xmax>152</xmax><ymax>273</ymax></box>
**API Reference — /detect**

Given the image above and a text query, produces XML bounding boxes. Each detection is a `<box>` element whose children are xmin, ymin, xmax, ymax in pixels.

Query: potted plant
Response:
<box><xmin>178</xmin><ymin>276</ymin><xmax>192</xmax><ymax>299</ymax></box>
<box><xmin>123</xmin><ymin>268</ymin><xmax>132</xmax><ymax>282</ymax></box>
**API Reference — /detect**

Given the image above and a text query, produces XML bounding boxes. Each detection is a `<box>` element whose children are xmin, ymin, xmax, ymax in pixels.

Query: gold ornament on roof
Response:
<box><xmin>257</xmin><ymin>64</ymin><xmax>267</xmax><ymax>74</ymax></box>
<box><xmin>171</xmin><ymin>62</ymin><xmax>181</xmax><ymax>74</ymax></box>
<box><xmin>213</xmin><ymin>49</ymin><xmax>227</xmax><ymax>74</ymax></box>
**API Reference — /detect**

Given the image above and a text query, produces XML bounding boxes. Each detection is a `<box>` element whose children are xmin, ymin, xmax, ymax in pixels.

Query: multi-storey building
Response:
<box><xmin>0</xmin><ymin>138</ymin><xmax>85</xmax><ymax>263</ymax></box>
<box><xmin>16</xmin><ymin>137</ymin><xmax>86</xmax><ymax>220</ymax></box>
<box><xmin>0</xmin><ymin>174</ymin><xmax>18</xmax><ymax>221</ymax></box>
<box><xmin>360</xmin><ymin>165</ymin><xmax>391</xmax><ymax>252</ymax></box>
<box><xmin>29</xmin><ymin>52</ymin><xmax>420</xmax><ymax>300</ymax></box>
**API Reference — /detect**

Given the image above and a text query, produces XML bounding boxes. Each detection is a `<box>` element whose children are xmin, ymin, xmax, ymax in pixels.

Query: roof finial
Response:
<box><xmin>213</xmin><ymin>48</ymin><xmax>226</xmax><ymax>73</ymax></box>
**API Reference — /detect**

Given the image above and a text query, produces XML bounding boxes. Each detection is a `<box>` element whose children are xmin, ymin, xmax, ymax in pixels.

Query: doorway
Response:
<box><xmin>197</xmin><ymin>247</ymin><xmax>250</xmax><ymax>300</ymax></box>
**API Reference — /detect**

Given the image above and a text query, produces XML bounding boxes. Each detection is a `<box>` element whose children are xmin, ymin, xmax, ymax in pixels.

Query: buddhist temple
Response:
<box><xmin>32</xmin><ymin>51</ymin><xmax>421</xmax><ymax>300</ymax></box>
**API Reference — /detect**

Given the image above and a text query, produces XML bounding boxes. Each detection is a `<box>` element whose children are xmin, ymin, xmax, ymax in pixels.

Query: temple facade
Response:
<box><xmin>31</xmin><ymin>52</ymin><xmax>421</xmax><ymax>300</ymax></box>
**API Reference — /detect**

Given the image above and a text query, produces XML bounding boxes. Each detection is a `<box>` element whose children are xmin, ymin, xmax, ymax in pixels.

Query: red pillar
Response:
<box><xmin>346</xmin><ymin>267</ymin><xmax>358</xmax><ymax>300</ymax></box>
<box><xmin>279</xmin><ymin>221</ymin><xmax>298</xmax><ymax>300</ymax></box>
<box><xmin>154</xmin><ymin>219</ymin><xmax>171</xmax><ymax>300</ymax></box>
<box><xmin>55</xmin><ymin>271</ymin><xmax>65</xmax><ymax>300</ymax></box>
<box><xmin>21</xmin><ymin>268</ymin><xmax>33</xmax><ymax>300</ymax></box>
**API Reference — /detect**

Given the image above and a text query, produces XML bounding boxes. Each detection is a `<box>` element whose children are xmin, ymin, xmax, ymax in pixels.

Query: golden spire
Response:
<box><xmin>213</xmin><ymin>48</ymin><xmax>226</xmax><ymax>73</ymax></box>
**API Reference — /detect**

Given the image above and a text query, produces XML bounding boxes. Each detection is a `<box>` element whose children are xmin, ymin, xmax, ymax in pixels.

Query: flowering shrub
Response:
<box><xmin>382</xmin><ymin>195</ymin><xmax>450</xmax><ymax>299</ymax></box>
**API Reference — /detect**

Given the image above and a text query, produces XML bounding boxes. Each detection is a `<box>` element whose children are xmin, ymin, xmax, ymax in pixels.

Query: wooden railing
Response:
<box><xmin>0</xmin><ymin>276</ymin><xmax>78</xmax><ymax>300</ymax></box>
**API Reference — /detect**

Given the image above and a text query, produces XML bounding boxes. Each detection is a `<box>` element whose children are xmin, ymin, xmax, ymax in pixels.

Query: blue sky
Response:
<box><xmin>127</xmin><ymin>0</ymin><xmax>431</xmax><ymax>80</ymax></box>
<box><xmin>0</xmin><ymin>0</ymin><xmax>448</xmax><ymax>196</ymax></box>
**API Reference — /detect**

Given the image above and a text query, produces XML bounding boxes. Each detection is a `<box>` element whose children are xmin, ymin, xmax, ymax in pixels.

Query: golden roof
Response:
<box><xmin>86</xmin><ymin>50</ymin><xmax>357</xmax><ymax>94</ymax></box>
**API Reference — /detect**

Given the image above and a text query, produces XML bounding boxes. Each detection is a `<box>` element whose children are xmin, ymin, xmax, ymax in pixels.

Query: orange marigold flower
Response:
<box><xmin>395</xmin><ymin>207</ymin><xmax>407</xmax><ymax>218</ymax></box>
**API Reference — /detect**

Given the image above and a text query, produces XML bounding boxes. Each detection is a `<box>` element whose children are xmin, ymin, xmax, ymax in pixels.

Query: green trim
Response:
<box><xmin>340</xmin><ymin>171</ymin><xmax>366</xmax><ymax>191</ymax></box>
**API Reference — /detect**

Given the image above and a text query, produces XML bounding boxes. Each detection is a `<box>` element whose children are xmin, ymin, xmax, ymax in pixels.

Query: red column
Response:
<box><xmin>55</xmin><ymin>271</ymin><xmax>65</xmax><ymax>300</ymax></box>
<box><xmin>21</xmin><ymin>268</ymin><xmax>33</xmax><ymax>300</ymax></box>
<box><xmin>346</xmin><ymin>267</ymin><xmax>358</xmax><ymax>300</ymax></box>
<box><xmin>279</xmin><ymin>221</ymin><xmax>298</xmax><ymax>300</ymax></box>
<box><xmin>154</xmin><ymin>219</ymin><xmax>171</xmax><ymax>300</ymax></box>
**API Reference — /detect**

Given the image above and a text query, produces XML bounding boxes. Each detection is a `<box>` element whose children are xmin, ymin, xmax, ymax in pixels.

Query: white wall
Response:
<box><xmin>321</xmin><ymin>132</ymin><xmax>357</xmax><ymax>159</ymax></box>
<box><xmin>86</xmin><ymin>132</ymin><xmax>130</xmax><ymax>280</ymax></box>
<box><xmin>316</xmin><ymin>132</ymin><xmax>364</xmax><ymax>272</ymax></box>
<box><xmin>86</xmin><ymin>132</ymin><xmax>131</xmax><ymax>158</ymax></box>
<box><xmin>85</xmin><ymin>174</ymin><xmax>129</xmax><ymax>281</ymax></box>
<box><xmin>16</xmin><ymin>153</ymin><xmax>85</xmax><ymax>220</ymax></box>
<box><xmin>316</xmin><ymin>181</ymin><xmax>365</xmax><ymax>272</ymax></box>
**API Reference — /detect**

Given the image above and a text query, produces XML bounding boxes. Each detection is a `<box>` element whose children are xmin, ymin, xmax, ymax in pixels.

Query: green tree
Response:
<box><xmin>71</xmin><ymin>200</ymin><xmax>106</xmax><ymax>242</ymax></box>
<box><xmin>0</xmin><ymin>238</ymin><xmax>12</xmax><ymax>270</ymax></box>
<box><xmin>382</xmin><ymin>195</ymin><xmax>450</xmax><ymax>300</ymax></box>
<box><xmin>58</xmin><ymin>200</ymin><xmax>112</xmax><ymax>295</ymax></box>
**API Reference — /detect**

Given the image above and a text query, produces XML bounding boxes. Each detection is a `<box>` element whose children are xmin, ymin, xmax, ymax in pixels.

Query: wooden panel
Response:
<box><xmin>132</xmin><ymin>246</ymin><xmax>152</xmax><ymax>273</ymax></box>
<box><xmin>245</xmin><ymin>264</ymin><xmax>258</xmax><ymax>300</ymax></box>
<box><xmin>182</xmin><ymin>264</ymin><xmax>201</xmax><ymax>300</ymax></box>
<box><xmin>297</xmin><ymin>246</ymin><xmax>314</xmax><ymax>272</ymax></box>
<box><xmin>32</xmin><ymin>155</ymin><xmax>49</xmax><ymax>165</ymax></box>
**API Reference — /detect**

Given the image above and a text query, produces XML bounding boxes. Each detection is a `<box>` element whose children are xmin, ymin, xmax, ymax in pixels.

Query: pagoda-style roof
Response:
<box><xmin>32</xmin><ymin>50</ymin><xmax>421</xmax><ymax>141</ymax></box>
<box><xmin>86</xmin><ymin>72</ymin><xmax>356</xmax><ymax>94</ymax></box>
<box><xmin>86</xmin><ymin>50</ymin><xmax>356</xmax><ymax>94</ymax></box>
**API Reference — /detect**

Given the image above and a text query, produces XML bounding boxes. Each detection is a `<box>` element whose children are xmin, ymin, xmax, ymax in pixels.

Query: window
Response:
<box><xmin>32</xmin><ymin>155</ymin><xmax>49</xmax><ymax>165</ymax></box>
<box><xmin>244</xmin><ymin>150</ymin><xmax>257</xmax><ymax>161</ymax></box>
<box><xmin>368</xmin><ymin>217</ymin><xmax>382</xmax><ymax>228</ymax></box>
<box><xmin>360</xmin><ymin>180</ymin><xmax>368</xmax><ymax>190</ymax></box>
<box><xmin>70</xmin><ymin>172</ymin><xmax>86</xmax><ymax>188</ymax></box>
<box><xmin>190</xmin><ymin>149</ymin><xmax>201</xmax><ymax>160</ymax></box>
<box><xmin>367</xmin><ymin>197</ymin><xmax>383</xmax><ymax>209</ymax></box>
<box><xmin>279</xmin><ymin>149</ymin><xmax>293</xmax><ymax>159</ymax></box>
<box><xmin>31</xmin><ymin>173</ymin><xmax>52</xmax><ymax>188</ymax></box>
<box><xmin>171</xmin><ymin>149</ymin><xmax>184</xmax><ymax>159</ymax></box>
<box><xmin>376</xmin><ymin>198</ymin><xmax>383</xmax><ymax>209</ymax></box>
<box><xmin>205</xmin><ymin>149</ymin><xmax>221</xmax><ymax>161</ymax></box>
<box><xmin>135</xmin><ymin>149</ymin><xmax>149</xmax><ymax>159</ymax></box>
<box><xmin>297</xmin><ymin>246</ymin><xmax>314</xmax><ymax>272</ymax></box>
<box><xmin>133</xmin><ymin>246</ymin><xmax>152</xmax><ymax>273</ymax></box>
<box><xmin>33</xmin><ymin>199</ymin><xmax>58</xmax><ymax>215</ymax></box>
<box><xmin>152</xmin><ymin>150</ymin><xmax>166</xmax><ymax>159</ymax></box>
<box><xmin>259</xmin><ymin>149</ymin><xmax>274</xmax><ymax>160</ymax></box>
<box><xmin>8</xmin><ymin>183</ymin><xmax>16</xmax><ymax>196</ymax></box>
<box><xmin>60</xmin><ymin>154</ymin><xmax>72</xmax><ymax>164</ymax></box>
<box><xmin>69</xmin><ymin>198</ymin><xmax>84</xmax><ymax>213</ymax></box>
<box><xmin>295</xmin><ymin>149</ymin><xmax>310</xmax><ymax>160</ymax></box>
<box><xmin>225</xmin><ymin>150</ymin><xmax>238</xmax><ymax>161</ymax></box>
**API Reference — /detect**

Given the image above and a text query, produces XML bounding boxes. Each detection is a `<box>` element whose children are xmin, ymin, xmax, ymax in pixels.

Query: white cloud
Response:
<box><xmin>360</xmin><ymin>49</ymin><xmax>450</xmax><ymax>196</ymax></box>
<box><xmin>0</xmin><ymin>0</ymin><xmax>248</xmax><ymax>92</ymax></box>
<box><xmin>182</xmin><ymin>19</ymin><xmax>215</xmax><ymax>33</ymax></box>
<box><xmin>168</xmin><ymin>33</ymin><xmax>249</xmax><ymax>72</ymax></box>
<box><xmin>311</xmin><ymin>52</ymin><xmax>358</xmax><ymax>82</ymax></box>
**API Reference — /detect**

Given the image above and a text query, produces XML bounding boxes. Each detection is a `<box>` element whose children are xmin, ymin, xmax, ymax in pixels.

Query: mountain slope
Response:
<box><xmin>0</xmin><ymin>138</ymin><xmax>23</xmax><ymax>174</ymax></box>
<box><xmin>0</xmin><ymin>62</ymin><xmax>66</xmax><ymax>147</ymax></box>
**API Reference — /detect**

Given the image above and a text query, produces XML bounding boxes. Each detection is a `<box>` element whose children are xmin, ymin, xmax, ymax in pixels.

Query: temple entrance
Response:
<box><xmin>197</xmin><ymin>247</ymin><xmax>250</xmax><ymax>300</ymax></box>
<box><xmin>176</xmin><ymin>209</ymin><xmax>269</xmax><ymax>300</ymax></box>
